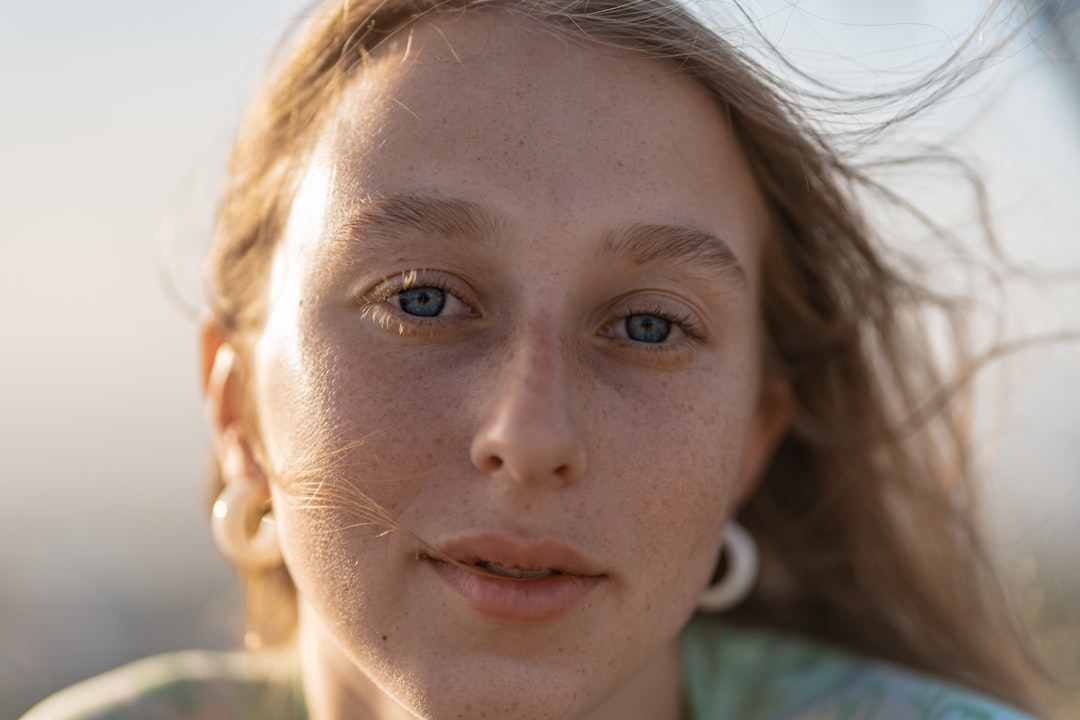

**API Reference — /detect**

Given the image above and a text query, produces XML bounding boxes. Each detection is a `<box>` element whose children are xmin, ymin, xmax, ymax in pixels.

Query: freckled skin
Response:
<box><xmin>248</xmin><ymin>13</ymin><xmax>783</xmax><ymax>720</ymax></box>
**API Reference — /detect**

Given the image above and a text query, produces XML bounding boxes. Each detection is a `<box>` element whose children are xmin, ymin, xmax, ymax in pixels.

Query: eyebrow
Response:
<box><xmin>601</xmin><ymin>224</ymin><xmax>747</xmax><ymax>286</ymax></box>
<box><xmin>328</xmin><ymin>194</ymin><xmax>502</xmax><ymax>254</ymax></box>
<box><xmin>328</xmin><ymin>194</ymin><xmax>747</xmax><ymax>285</ymax></box>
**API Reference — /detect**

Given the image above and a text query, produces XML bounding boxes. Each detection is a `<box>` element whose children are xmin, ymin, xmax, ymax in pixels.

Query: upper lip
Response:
<box><xmin>429</xmin><ymin>532</ymin><xmax>605</xmax><ymax>577</ymax></box>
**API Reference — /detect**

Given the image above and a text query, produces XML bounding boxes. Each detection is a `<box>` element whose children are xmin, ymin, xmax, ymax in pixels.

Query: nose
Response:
<box><xmin>469</xmin><ymin>327</ymin><xmax>586</xmax><ymax>487</ymax></box>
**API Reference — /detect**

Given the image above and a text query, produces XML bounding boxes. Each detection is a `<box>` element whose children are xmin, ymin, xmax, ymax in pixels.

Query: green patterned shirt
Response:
<box><xmin>23</xmin><ymin>617</ymin><xmax>1036</xmax><ymax>719</ymax></box>
<box><xmin>681</xmin><ymin>617</ymin><xmax>1035</xmax><ymax>719</ymax></box>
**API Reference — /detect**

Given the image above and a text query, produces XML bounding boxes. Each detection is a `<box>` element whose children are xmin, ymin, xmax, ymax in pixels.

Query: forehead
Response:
<box><xmin>296</xmin><ymin>11</ymin><xmax>768</xmax><ymax>276</ymax></box>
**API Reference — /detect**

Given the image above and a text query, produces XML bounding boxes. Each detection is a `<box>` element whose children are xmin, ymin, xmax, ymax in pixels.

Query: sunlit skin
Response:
<box><xmin>206</xmin><ymin>12</ymin><xmax>789</xmax><ymax>720</ymax></box>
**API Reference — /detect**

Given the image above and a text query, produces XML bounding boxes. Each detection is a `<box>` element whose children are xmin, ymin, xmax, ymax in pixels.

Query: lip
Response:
<box><xmin>424</xmin><ymin>533</ymin><xmax>604</xmax><ymax>624</ymax></box>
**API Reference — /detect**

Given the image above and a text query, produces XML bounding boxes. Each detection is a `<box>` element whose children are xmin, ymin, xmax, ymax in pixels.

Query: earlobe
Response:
<box><xmin>212</xmin><ymin>428</ymin><xmax>282</xmax><ymax>569</ymax></box>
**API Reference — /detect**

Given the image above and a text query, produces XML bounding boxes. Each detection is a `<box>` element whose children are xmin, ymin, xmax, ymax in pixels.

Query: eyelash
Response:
<box><xmin>621</xmin><ymin>303</ymin><xmax>705</xmax><ymax>343</ymax></box>
<box><xmin>358</xmin><ymin>273</ymin><xmax>474</xmax><ymax>331</ymax></box>
<box><xmin>375</xmin><ymin>275</ymin><xmax>459</xmax><ymax>305</ymax></box>
<box><xmin>358</xmin><ymin>273</ymin><xmax>706</xmax><ymax>347</ymax></box>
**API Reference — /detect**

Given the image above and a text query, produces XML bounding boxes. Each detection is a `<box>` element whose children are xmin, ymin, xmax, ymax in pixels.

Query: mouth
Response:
<box><xmin>422</xmin><ymin>533</ymin><xmax>603</xmax><ymax>623</ymax></box>
<box><xmin>419</xmin><ymin>553</ymin><xmax>579</xmax><ymax>582</ymax></box>
<box><xmin>428</xmin><ymin>532</ymin><xmax>604</xmax><ymax>579</ymax></box>
<box><xmin>473</xmin><ymin>561</ymin><xmax>562</xmax><ymax>581</ymax></box>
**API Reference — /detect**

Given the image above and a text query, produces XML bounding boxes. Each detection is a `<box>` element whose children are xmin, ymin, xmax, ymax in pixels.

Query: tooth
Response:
<box><xmin>476</xmin><ymin>561</ymin><xmax>560</xmax><ymax>580</ymax></box>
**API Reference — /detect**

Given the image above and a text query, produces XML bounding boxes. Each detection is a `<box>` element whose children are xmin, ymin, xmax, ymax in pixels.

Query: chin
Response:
<box><xmin>395</xmin><ymin>661</ymin><xmax>599</xmax><ymax>720</ymax></box>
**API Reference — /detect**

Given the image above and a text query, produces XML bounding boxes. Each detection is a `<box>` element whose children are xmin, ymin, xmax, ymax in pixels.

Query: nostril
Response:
<box><xmin>481</xmin><ymin>455</ymin><xmax>504</xmax><ymax>473</ymax></box>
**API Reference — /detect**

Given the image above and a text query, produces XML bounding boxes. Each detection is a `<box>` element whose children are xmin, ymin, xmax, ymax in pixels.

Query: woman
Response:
<box><xmin>24</xmin><ymin>0</ymin><xmax>1051</xmax><ymax>718</ymax></box>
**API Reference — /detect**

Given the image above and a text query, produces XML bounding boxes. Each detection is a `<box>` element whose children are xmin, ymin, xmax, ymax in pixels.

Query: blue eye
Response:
<box><xmin>625</xmin><ymin>314</ymin><xmax>672</xmax><ymax>343</ymax></box>
<box><xmin>397</xmin><ymin>287</ymin><xmax>447</xmax><ymax>317</ymax></box>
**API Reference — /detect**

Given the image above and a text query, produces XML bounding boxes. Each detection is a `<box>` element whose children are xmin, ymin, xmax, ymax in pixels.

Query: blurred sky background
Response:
<box><xmin>1</xmin><ymin>0</ymin><xmax>1078</xmax><ymax>716</ymax></box>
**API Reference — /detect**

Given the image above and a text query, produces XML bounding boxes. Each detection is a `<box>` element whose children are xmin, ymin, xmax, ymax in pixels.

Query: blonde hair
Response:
<box><xmin>204</xmin><ymin>0</ymin><xmax>1045</xmax><ymax>711</ymax></box>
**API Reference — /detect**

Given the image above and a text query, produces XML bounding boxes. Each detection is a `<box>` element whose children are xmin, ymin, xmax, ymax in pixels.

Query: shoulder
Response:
<box><xmin>680</xmin><ymin>616</ymin><xmax>1038</xmax><ymax>720</ymax></box>
<box><xmin>20</xmin><ymin>650</ymin><xmax>305</xmax><ymax>720</ymax></box>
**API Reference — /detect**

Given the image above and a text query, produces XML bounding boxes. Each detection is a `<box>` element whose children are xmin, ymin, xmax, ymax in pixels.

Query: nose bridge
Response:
<box><xmin>469</xmin><ymin>316</ymin><xmax>585</xmax><ymax>486</ymax></box>
<box><xmin>512</xmin><ymin>317</ymin><xmax>566</xmax><ymax>400</ymax></box>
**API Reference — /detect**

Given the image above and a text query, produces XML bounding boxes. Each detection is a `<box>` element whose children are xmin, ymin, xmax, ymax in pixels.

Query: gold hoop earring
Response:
<box><xmin>698</xmin><ymin>522</ymin><xmax>758</xmax><ymax>613</ymax></box>
<box><xmin>211</xmin><ymin>482</ymin><xmax>283</xmax><ymax>570</ymax></box>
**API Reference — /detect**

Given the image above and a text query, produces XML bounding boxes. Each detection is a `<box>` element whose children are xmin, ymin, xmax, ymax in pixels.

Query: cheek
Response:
<box><xmin>253</xmin><ymin>304</ymin><xmax>502</xmax><ymax>551</ymax></box>
<box><xmin>599</xmin><ymin>360</ymin><xmax>761</xmax><ymax>599</ymax></box>
<box><xmin>257</xmin><ymin>317</ymin><xmax>476</xmax><ymax>642</ymax></box>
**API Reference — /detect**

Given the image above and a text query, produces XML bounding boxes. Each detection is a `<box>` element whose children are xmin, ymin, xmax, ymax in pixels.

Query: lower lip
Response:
<box><xmin>427</xmin><ymin>559</ymin><xmax>600</xmax><ymax>624</ymax></box>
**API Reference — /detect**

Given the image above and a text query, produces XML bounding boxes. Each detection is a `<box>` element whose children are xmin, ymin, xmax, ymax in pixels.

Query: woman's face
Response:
<box><xmin>239</xmin><ymin>13</ymin><xmax>783</xmax><ymax>720</ymax></box>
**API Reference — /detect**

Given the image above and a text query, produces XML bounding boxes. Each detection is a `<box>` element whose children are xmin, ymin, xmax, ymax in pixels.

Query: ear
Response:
<box><xmin>200</xmin><ymin>318</ymin><xmax>269</xmax><ymax>492</ymax></box>
<box><xmin>202</xmin><ymin>318</ymin><xmax>281</xmax><ymax>568</ymax></box>
<box><xmin>201</xmin><ymin>319</ymin><xmax>241</xmax><ymax>458</ymax></box>
<box><xmin>734</xmin><ymin>373</ymin><xmax>791</xmax><ymax>508</ymax></box>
